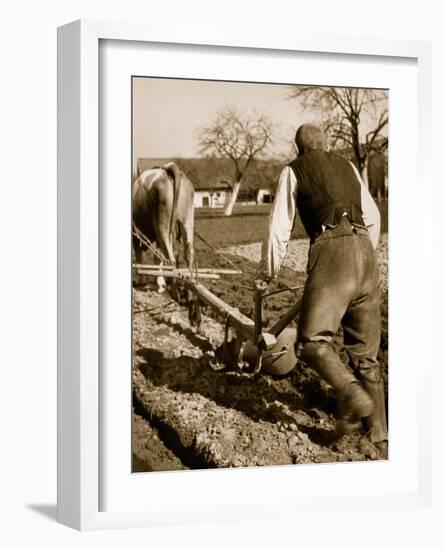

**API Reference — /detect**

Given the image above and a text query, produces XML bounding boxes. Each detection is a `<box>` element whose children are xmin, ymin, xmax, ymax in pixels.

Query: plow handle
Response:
<box><xmin>254</xmin><ymin>280</ymin><xmax>268</xmax><ymax>345</ymax></box>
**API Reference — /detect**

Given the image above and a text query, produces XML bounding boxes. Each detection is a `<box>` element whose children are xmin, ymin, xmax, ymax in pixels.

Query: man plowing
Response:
<box><xmin>258</xmin><ymin>124</ymin><xmax>388</xmax><ymax>458</ymax></box>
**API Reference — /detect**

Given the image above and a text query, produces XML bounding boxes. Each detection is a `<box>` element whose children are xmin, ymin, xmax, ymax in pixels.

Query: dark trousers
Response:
<box><xmin>297</xmin><ymin>217</ymin><xmax>388</xmax><ymax>444</ymax></box>
<box><xmin>299</xmin><ymin>217</ymin><xmax>380</xmax><ymax>369</ymax></box>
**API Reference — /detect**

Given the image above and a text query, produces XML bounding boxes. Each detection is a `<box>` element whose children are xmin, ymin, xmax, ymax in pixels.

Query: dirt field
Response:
<box><xmin>132</xmin><ymin>229</ymin><xmax>388</xmax><ymax>471</ymax></box>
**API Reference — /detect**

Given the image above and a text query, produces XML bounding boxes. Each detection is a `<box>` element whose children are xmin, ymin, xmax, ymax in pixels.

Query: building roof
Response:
<box><xmin>194</xmin><ymin>182</ymin><xmax>231</xmax><ymax>192</ymax></box>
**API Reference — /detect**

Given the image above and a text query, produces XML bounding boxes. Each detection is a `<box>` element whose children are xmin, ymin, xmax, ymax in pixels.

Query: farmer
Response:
<box><xmin>258</xmin><ymin>123</ymin><xmax>388</xmax><ymax>457</ymax></box>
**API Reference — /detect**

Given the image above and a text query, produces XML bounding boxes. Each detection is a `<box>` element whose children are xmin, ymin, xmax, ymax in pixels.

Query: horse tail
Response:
<box><xmin>163</xmin><ymin>162</ymin><xmax>181</xmax><ymax>249</ymax></box>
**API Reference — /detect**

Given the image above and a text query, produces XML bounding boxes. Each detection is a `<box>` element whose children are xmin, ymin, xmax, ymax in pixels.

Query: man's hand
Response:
<box><xmin>254</xmin><ymin>278</ymin><xmax>269</xmax><ymax>292</ymax></box>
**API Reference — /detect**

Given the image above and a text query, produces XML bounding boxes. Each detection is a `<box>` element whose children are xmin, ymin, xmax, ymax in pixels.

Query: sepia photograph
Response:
<box><xmin>131</xmin><ymin>76</ymin><xmax>389</xmax><ymax>472</ymax></box>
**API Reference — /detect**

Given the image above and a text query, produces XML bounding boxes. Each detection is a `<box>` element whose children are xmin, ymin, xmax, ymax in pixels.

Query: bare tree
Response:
<box><xmin>198</xmin><ymin>106</ymin><xmax>273</xmax><ymax>215</ymax></box>
<box><xmin>288</xmin><ymin>86</ymin><xmax>388</xmax><ymax>177</ymax></box>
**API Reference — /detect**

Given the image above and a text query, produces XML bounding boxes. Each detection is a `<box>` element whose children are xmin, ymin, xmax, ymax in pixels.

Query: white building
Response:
<box><xmin>194</xmin><ymin>182</ymin><xmax>231</xmax><ymax>208</ymax></box>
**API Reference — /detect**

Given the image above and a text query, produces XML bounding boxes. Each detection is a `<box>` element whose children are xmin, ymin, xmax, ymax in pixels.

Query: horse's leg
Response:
<box><xmin>151</xmin><ymin>246</ymin><xmax>166</xmax><ymax>293</ymax></box>
<box><xmin>156</xmin><ymin>229</ymin><xmax>176</xmax><ymax>295</ymax></box>
<box><xmin>133</xmin><ymin>238</ymin><xmax>144</xmax><ymax>286</ymax></box>
<box><xmin>178</xmin><ymin>216</ymin><xmax>194</xmax><ymax>272</ymax></box>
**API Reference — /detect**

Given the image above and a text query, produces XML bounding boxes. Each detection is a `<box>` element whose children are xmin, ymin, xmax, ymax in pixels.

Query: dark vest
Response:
<box><xmin>288</xmin><ymin>151</ymin><xmax>365</xmax><ymax>239</ymax></box>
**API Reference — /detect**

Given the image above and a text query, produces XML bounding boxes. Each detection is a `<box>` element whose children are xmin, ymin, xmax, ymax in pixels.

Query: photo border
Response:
<box><xmin>57</xmin><ymin>19</ymin><xmax>433</xmax><ymax>531</ymax></box>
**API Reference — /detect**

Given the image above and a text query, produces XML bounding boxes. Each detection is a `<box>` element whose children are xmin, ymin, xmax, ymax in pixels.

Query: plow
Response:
<box><xmin>133</xmin><ymin>224</ymin><xmax>303</xmax><ymax>376</ymax></box>
<box><xmin>131</xmin><ymin>225</ymin><xmax>389</xmax><ymax>467</ymax></box>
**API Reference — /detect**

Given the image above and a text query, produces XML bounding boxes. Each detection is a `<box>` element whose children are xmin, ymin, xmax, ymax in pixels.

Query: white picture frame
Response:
<box><xmin>57</xmin><ymin>19</ymin><xmax>433</xmax><ymax>531</ymax></box>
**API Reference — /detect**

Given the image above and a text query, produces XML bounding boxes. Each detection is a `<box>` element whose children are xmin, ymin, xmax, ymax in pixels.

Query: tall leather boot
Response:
<box><xmin>355</xmin><ymin>362</ymin><xmax>388</xmax><ymax>459</ymax></box>
<box><xmin>299</xmin><ymin>342</ymin><xmax>374</xmax><ymax>434</ymax></box>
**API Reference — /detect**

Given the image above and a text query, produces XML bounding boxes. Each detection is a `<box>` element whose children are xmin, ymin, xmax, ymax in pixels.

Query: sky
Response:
<box><xmin>132</xmin><ymin>77</ymin><xmax>305</xmax><ymax>166</ymax></box>
<box><xmin>132</xmin><ymin>77</ymin><xmax>387</xmax><ymax>169</ymax></box>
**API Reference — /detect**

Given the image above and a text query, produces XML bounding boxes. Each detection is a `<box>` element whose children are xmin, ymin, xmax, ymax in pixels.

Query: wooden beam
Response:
<box><xmin>182</xmin><ymin>279</ymin><xmax>255</xmax><ymax>340</ymax></box>
<box><xmin>133</xmin><ymin>264</ymin><xmax>242</xmax><ymax>276</ymax></box>
<box><xmin>134</xmin><ymin>269</ymin><xmax>220</xmax><ymax>280</ymax></box>
<box><xmin>269</xmin><ymin>299</ymin><xmax>302</xmax><ymax>336</ymax></box>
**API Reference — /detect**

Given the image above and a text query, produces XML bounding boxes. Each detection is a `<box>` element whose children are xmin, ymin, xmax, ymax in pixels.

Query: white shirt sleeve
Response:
<box><xmin>349</xmin><ymin>162</ymin><xmax>381</xmax><ymax>249</ymax></box>
<box><xmin>260</xmin><ymin>166</ymin><xmax>297</xmax><ymax>280</ymax></box>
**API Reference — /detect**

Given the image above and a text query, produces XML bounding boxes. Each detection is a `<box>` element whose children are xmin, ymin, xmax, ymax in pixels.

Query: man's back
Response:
<box><xmin>289</xmin><ymin>150</ymin><xmax>365</xmax><ymax>239</ymax></box>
